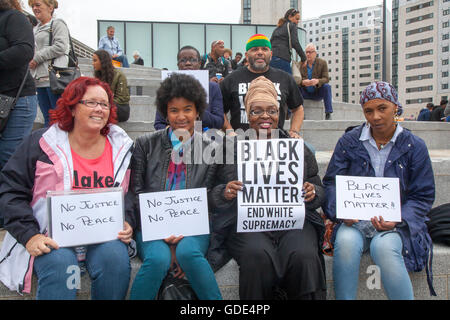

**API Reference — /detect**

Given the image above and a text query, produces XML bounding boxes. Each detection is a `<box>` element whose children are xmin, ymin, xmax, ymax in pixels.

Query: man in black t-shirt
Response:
<box><xmin>220</xmin><ymin>34</ymin><xmax>304</xmax><ymax>137</ymax></box>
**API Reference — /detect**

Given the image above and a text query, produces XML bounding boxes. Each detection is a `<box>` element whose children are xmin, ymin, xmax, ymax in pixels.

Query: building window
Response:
<box><xmin>290</xmin><ymin>0</ymin><xmax>298</xmax><ymax>9</ymax></box>
<box><xmin>243</xmin><ymin>0</ymin><xmax>251</xmax><ymax>24</ymax></box>
<box><xmin>406</xmin><ymin>50</ymin><xmax>434</xmax><ymax>59</ymax></box>
<box><xmin>406</xmin><ymin>1</ymin><xmax>434</xmax><ymax>13</ymax></box>
<box><xmin>406</xmin><ymin>25</ymin><xmax>433</xmax><ymax>36</ymax></box>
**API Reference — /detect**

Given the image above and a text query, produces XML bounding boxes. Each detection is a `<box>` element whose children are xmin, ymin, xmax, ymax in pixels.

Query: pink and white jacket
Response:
<box><xmin>0</xmin><ymin>124</ymin><xmax>133</xmax><ymax>294</ymax></box>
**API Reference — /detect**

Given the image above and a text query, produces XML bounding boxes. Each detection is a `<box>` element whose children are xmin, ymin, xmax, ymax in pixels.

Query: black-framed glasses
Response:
<box><xmin>249</xmin><ymin>109</ymin><xmax>279</xmax><ymax>117</ymax></box>
<box><xmin>178</xmin><ymin>57</ymin><xmax>200</xmax><ymax>64</ymax></box>
<box><xmin>79</xmin><ymin>100</ymin><xmax>110</xmax><ymax>110</ymax></box>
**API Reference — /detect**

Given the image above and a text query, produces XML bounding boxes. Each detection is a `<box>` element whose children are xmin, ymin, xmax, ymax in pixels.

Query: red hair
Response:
<box><xmin>49</xmin><ymin>77</ymin><xmax>118</xmax><ymax>136</ymax></box>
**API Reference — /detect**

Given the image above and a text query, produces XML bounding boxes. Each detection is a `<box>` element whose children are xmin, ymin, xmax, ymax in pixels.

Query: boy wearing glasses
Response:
<box><xmin>153</xmin><ymin>46</ymin><xmax>224</xmax><ymax>131</ymax></box>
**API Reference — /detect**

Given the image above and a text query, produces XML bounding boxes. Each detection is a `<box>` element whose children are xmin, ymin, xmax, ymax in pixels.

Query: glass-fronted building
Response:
<box><xmin>98</xmin><ymin>20</ymin><xmax>306</xmax><ymax>70</ymax></box>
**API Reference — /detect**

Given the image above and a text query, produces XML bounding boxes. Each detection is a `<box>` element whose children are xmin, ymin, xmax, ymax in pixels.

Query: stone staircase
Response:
<box><xmin>3</xmin><ymin>59</ymin><xmax>450</xmax><ymax>300</ymax></box>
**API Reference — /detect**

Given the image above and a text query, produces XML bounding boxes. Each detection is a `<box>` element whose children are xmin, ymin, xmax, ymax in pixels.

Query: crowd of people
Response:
<box><xmin>418</xmin><ymin>100</ymin><xmax>450</xmax><ymax>122</ymax></box>
<box><xmin>0</xmin><ymin>3</ymin><xmax>445</xmax><ymax>301</ymax></box>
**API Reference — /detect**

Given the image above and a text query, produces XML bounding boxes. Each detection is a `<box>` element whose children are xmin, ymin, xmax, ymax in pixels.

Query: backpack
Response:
<box><xmin>427</xmin><ymin>203</ymin><xmax>450</xmax><ymax>246</ymax></box>
<box><xmin>201</xmin><ymin>54</ymin><xmax>228</xmax><ymax>69</ymax></box>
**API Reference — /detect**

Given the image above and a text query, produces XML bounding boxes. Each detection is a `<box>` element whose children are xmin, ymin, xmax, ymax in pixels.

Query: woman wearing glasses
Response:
<box><xmin>93</xmin><ymin>49</ymin><xmax>130</xmax><ymax>122</ymax></box>
<box><xmin>217</xmin><ymin>76</ymin><xmax>327</xmax><ymax>300</ymax></box>
<box><xmin>0</xmin><ymin>77</ymin><xmax>134</xmax><ymax>299</ymax></box>
<box><xmin>269</xmin><ymin>8</ymin><xmax>306</xmax><ymax>74</ymax></box>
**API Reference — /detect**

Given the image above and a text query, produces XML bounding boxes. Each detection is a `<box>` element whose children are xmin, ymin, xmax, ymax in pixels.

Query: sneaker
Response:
<box><xmin>325</xmin><ymin>112</ymin><xmax>332</xmax><ymax>120</ymax></box>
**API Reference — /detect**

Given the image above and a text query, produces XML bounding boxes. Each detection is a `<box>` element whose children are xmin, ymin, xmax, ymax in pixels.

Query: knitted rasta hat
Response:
<box><xmin>246</xmin><ymin>34</ymin><xmax>272</xmax><ymax>52</ymax></box>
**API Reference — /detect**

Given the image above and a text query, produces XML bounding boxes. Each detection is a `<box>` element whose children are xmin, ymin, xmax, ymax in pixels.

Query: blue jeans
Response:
<box><xmin>130</xmin><ymin>232</ymin><xmax>222</xmax><ymax>300</ymax></box>
<box><xmin>113</xmin><ymin>55</ymin><xmax>130</xmax><ymax>68</ymax></box>
<box><xmin>270</xmin><ymin>56</ymin><xmax>292</xmax><ymax>74</ymax></box>
<box><xmin>300</xmin><ymin>83</ymin><xmax>334</xmax><ymax>114</ymax></box>
<box><xmin>37</xmin><ymin>87</ymin><xmax>60</xmax><ymax>127</ymax></box>
<box><xmin>333</xmin><ymin>224</ymin><xmax>414</xmax><ymax>300</ymax></box>
<box><xmin>0</xmin><ymin>95</ymin><xmax>37</xmax><ymax>170</ymax></box>
<box><xmin>0</xmin><ymin>95</ymin><xmax>37</xmax><ymax>227</ymax></box>
<box><xmin>33</xmin><ymin>240</ymin><xmax>130</xmax><ymax>300</ymax></box>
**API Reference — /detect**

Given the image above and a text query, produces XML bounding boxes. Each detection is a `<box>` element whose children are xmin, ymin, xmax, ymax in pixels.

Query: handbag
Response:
<box><xmin>156</xmin><ymin>272</ymin><xmax>198</xmax><ymax>300</ymax></box>
<box><xmin>287</xmin><ymin>22</ymin><xmax>302</xmax><ymax>86</ymax></box>
<box><xmin>0</xmin><ymin>67</ymin><xmax>29</xmax><ymax>136</ymax></box>
<box><xmin>48</xmin><ymin>20</ymin><xmax>81</xmax><ymax>95</ymax></box>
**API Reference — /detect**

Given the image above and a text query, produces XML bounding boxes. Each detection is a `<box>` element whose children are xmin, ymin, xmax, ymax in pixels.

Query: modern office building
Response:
<box><xmin>97</xmin><ymin>20</ymin><xmax>306</xmax><ymax>70</ymax></box>
<box><xmin>395</xmin><ymin>0</ymin><xmax>450</xmax><ymax>117</ymax></box>
<box><xmin>241</xmin><ymin>0</ymin><xmax>302</xmax><ymax>25</ymax></box>
<box><xmin>301</xmin><ymin>6</ymin><xmax>387</xmax><ymax>105</ymax></box>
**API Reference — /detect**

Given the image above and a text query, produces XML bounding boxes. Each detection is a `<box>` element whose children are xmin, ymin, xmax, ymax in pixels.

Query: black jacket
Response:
<box><xmin>270</xmin><ymin>21</ymin><xmax>306</xmax><ymax>63</ymax></box>
<box><xmin>125</xmin><ymin>128</ymin><xmax>231</xmax><ymax>231</ymax></box>
<box><xmin>0</xmin><ymin>9</ymin><xmax>35</xmax><ymax>97</ymax></box>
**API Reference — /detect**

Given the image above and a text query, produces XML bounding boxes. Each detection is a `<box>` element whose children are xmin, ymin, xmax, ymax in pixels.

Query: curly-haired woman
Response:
<box><xmin>127</xmin><ymin>73</ymin><xmax>223</xmax><ymax>300</ymax></box>
<box><xmin>0</xmin><ymin>0</ymin><xmax>37</xmax><ymax>191</ymax></box>
<box><xmin>93</xmin><ymin>49</ymin><xmax>130</xmax><ymax>122</ymax></box>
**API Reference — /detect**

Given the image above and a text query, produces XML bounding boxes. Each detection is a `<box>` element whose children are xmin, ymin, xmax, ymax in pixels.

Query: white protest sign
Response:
<box><xmin>336</xmin><ymin>175</ymin><xmax>402</xmax><ymax>222</ymax></box>
<box><xmin>237</xmin><ymin>139</ymin><xmax>305</xmax><ymax>233</ymax></box>
<box><xmin>47</xmin><ymin>188</ymin><xmax>124</xmax><ymax>247</ymax></box>
<box><xmin>139</xmin><ymin>188</ymin><xmax>210</xmax><ymax>242</ymax></box>
<box><xmin>161</xmin><ymin>70</ymin><xmax>209</xmax><ymax>101</ymax></box>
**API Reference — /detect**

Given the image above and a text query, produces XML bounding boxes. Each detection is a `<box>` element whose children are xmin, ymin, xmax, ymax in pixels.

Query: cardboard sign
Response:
<box><xmin>336</xmin><ymin>175</ymin><xmax>402</xmax><ymax>222</ymax></box>
<box><xmin>139</xmin><ymin>188</ymin><xmax>210</xmax><ymax>242</ymax></box>
<box><xmin>161</xmin><ymin>70</ymin><xmax>209</xmax><ymax>101</ymax></box>
<box><xmin>237</xmin><ymin>139</ymin><xmax>305</xmax><ymax>232</ymax></box>
<box><xmin>47</xmin><ymin>188</ymin><xmax>124</xmax><ymax>247</ymax></box>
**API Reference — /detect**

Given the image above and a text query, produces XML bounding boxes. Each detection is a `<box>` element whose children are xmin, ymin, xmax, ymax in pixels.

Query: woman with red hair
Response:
<box><xmin>0</xmin><ymin>77</ymin><xmax>135</xmax><ymax>300</ymax></box>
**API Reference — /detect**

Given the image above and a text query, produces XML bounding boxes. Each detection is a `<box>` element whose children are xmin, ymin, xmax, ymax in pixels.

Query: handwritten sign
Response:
<box><xmin>47</xmin><ymin>188</ymin><xmax>124</xmax><ymax>247</ymax></box>
<box><xmin>139</xmin><ymin>188</ymin><xmax>210</xmax><ymax>242</ymax></box>
<box><xmin>161</xmin><ymin>70</ymin><xmax>209</xmax><ymax>101</ymax></box>
<box><xmin>336</xmin><ymin>175</ymin><xmax>401</xmax><ymax>222</ymax></box>
<box><xmin>237</xmin><ymin>139</ymin><xmax>305</xmax><ymax>233</ymax></box>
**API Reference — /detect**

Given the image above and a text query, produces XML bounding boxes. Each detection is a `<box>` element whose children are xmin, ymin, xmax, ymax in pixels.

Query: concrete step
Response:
<box><xmin>34</xmin><ymin>96</ymin><xmax>156</xmax><ymax>124</ymax></box>
<box><xmin>78</xmin><ymin>61</ymin><xmax>162</xmax><ymax>80</ymax></box>
<box><xmin>110</xmin><ymin>119</ymin><xmax>450</xmax><ymax>153</ymax></box>
<box><xmin>303</xmin><ymin>100</ymin><xmax>365</xmax><ymax>121</ymax></box>
<box><xmin>315</xmin><ymin>150</ymin><xmax>450</xmax><ymax>208</ymax></box>
<box><xmin>296</xmin><ymin>120</ymin><xmax>450</xmax><ymax>151</ymax></box>
<box><xmin>0</xmin><ymin>229</ymin><xmax>448</xmax><ymax>300</ymax></box>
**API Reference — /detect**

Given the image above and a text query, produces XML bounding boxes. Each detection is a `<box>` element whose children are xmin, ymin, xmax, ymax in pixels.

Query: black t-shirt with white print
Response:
<box><xmin>220</xmin><ymin>66</ymin><xmax>303</xmax><ymax>131</ymax></box>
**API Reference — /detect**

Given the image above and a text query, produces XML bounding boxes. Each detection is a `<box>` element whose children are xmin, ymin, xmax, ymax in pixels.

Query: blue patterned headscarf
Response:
<box><xmin>360</xmin><ymin>81</ymin><xmax>403</xmax><ymax>116</ymax></box>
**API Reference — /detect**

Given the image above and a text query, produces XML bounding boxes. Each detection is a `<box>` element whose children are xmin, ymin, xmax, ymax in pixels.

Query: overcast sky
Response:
<box><xmin>34</xmin><ymin>0</ymin><xmax>386</xmax><ymax>49</ymax></box>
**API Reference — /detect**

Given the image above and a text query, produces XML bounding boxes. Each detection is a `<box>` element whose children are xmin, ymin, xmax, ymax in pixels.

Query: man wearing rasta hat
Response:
<box><xmin>220</xmin><ymin>34</ymin><xmax>305</xmax><ymax>137</ymax></box>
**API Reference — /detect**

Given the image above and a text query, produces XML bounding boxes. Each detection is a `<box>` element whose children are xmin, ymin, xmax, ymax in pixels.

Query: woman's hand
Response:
<box><xmin>224</xmin><ymin>181</ymin><xmax>244</xmax><ymax>201</ymax></box>
<box><xmin>25</xmin><ymin>234</ymin><xmax>59</xmax><ymax>257</ymax></box>
<box><xmin>118</xmin><ymin>221</ymin><xmax>133</xmax><ymax>244</ymax></box>
<box><xmin>371</xmin><ymin>216</ymin><xmax>397</xmax><ymax>231</ymax></box>
<box><xmin>164</xmin><ymin>235</ymin><xmax>184</xmax><ymax>246</ymax></box>
<box><xmin>289</xmin><ymin>130</ymin><xmax>301</xmax><ymax>139</ymax></box>
<box><xmin>29</xmin><ymin>60</ymin><xmax>37</xmax><ymax>70</ymax></box>
<box><xmin>170</xmin><ymin>245</ymin><xmax>185</xmax><ymax>279</ymax></box>
<box><xmin>302</xmin><ymin>182</ymin><xmax>316</xmax><ymax>203</ymax></box>
<box><xmin>343</xmin><ymin>219</ymin><xmax>359</xmax><ymax>227</ymax></box>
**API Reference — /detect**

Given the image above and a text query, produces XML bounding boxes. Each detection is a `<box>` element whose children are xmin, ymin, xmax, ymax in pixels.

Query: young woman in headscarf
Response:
<box><xmin>322</xmin><ymin>81</ymin><xmax>436</xmax><ymax>299</ymax></box>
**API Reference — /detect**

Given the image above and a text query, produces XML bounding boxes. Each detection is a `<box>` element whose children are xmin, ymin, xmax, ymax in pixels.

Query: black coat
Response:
<box><xmin>125</xmin><ymin>128</ymin><xmax>231</xmax><ymax>231</ymax></box>
<box><xmin>0</xmin><ymin>9</ymin><xmax>35</xmax><ymax>97</ymax></box>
